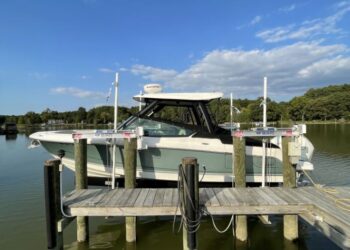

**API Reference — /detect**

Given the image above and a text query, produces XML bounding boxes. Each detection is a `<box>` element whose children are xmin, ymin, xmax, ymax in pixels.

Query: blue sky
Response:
<box><xmin>1</xmin><ymin>0</ymin><xmax>350</xmax><ymax>115</ymax></box>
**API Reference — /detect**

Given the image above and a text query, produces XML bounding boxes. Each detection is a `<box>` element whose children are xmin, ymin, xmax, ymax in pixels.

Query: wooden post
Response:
<box><xmin>233</xmin><ymin>136</ymin><xmax>248</xmax><ymax>242</ymax></box>
<box><xmin>282</xmin><ymin>136</ymin><xmax>298</xmax><ymax>241</ymax></box>
<box><xmin>124</xmin><ymin>138</ymin><xmax>137</xmax><ymax>243</ymax></box>
<box><xmin>181</xmin><ymin>157</ymin><xmax>199</xmax><ymax>250</ymax></box>
<box><xmin>44</xmin><ymin>159</ymin><xmax>63</xmax><ymax>250</ymax></box>
<box><xmin>74</xmin><ymin>138</ymin><xmax>89</xmax><ymax>243</ymax></box>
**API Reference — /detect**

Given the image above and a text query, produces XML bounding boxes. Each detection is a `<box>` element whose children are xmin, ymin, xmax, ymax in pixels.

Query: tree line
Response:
<box><xmin>1</xmin><ymin>84</ymin><xmax>349</xmax><ymax>125</ymax></box>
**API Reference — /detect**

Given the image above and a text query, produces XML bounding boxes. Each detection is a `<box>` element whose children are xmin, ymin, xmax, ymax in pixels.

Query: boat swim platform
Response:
<box><xmin>63</xmin><ymin>186</ymin><xmax>350</xmax><ymax>248</ymax></box>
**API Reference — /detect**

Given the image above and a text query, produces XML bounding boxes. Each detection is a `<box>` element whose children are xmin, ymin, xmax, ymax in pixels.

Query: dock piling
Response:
<box><xmin>74</xmin><ymin>138</ymin><xmax>89</xmax><ymax>243</ymax></box>
<box><xmin>181</xmin><ymin>157</ymin><xmax>199</xmax><ymax>250</ymax></box>
<box><xmin>233</xmin><ymin>136</ymin><xmax>248</xmax><ymax>242</ymax></box>
<box><xmin>44</xmin><ymin>159</ymin><xmax>63</xmax><ymax>250</ymax></box>
<box><xmin>282</xmin><ymin>136</ymin><xmax>298</xmax><ymax>241</ymax></box>
<box><xmin>124</xmin><ymin>138</ymin><xmax>137</xmax><ymax>243</ymax></box>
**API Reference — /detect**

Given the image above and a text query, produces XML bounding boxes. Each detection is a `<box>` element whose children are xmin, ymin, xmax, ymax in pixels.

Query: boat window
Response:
<box><xmin>206</xmin><ymin>104</ymin><xmax>218</xmax><ymax>127</ymax></box>
<box><xmin>196</xmin><ymin>105</ymin><xmax>210</xmax><ymax>132</ymax></box>
<box><xmin>122</xmin><ymin>117</ymin><xmax>194</xmax><ymax>137</ymax></box>
<box><xmin>151</xmin><ymin>106</ymin><xmax>196</xmax><ymax>126</ymax></box>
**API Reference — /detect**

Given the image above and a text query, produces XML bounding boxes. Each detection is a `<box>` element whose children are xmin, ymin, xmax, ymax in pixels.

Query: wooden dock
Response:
<box><xmin>62</xmin><ymin>186</ymin><xmax>350</xmax><ymax>248</ymax></box>
<box><xmin>43</xmin><ymin>136</ymin><xmax>350</xmax><ymax>250</ymax></box>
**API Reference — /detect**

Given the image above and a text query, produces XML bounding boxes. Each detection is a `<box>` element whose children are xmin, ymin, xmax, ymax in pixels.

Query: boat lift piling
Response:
<box><xmin>74</xmin><ymin>138</ymin><xmax>89</xmax><ymax>243</ymax></box>
<box><xmin>282</xmin><ymin>136</ymin><xmax>298</xmax><ymax>241</ymax></box>
<box><xmin>261</xmin><ymin>76</ymin><xmax>268</xmax><ymax>188</ymax></box>
<box><xmin>233</xmin><ymin>136</ymin><xmax>247</xmax><ymax>242</ymax></box>
<box><xmin>124</xmin><ymin>137</ymin><xmax>137</xmax><ymax>243</ymax></box>
<box><xmin>112</xmin><ymin>72</ymin><xmax>119</xmax><ymax>190</ymax></box>
<box><xmin>180</xmin><ymin>157</ymin><xmax>199</xmax><ymax>250</ymax></box>
<box><xmin>43</xmin><ymin>159</ymin><xmax>63</xmax><ymax>250</ymax></box>
<box><xmin>232</xmin><ymin>128</ymin><xmax>299</xmax><ymax>241</ymax></box>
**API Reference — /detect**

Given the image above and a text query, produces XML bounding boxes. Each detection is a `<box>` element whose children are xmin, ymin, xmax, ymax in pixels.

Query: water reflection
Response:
<box><xmin>62</xmin><ymin>216</ymin><xmax>320</xmax><ymax>250</ymax></box>
<box><xmin>307</xmin><ymin>124</ymin><xmax>350</xmax><ymax>156</ymax></box>
<box><xmin>5</xmin><ymin>134</ymin><xmax>17</xmax><ymax>140</ymax></box>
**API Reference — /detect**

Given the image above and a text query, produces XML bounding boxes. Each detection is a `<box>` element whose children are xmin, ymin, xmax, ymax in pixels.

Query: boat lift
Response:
<box><xmin>72</xmin><ymin>127</ymin><xmax>146</xmax><ymax>188</ymax></box>
<box><xmin>72</xmin><ymin>72</ymin><xmax>142</xmax><ymax>189</ymax></box>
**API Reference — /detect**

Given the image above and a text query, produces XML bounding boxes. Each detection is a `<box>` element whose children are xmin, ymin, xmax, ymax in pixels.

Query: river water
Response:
<box><xmin>0</xmin><ymin>124</ymin><xmax>349</xmax><ymax>250</ymax></box>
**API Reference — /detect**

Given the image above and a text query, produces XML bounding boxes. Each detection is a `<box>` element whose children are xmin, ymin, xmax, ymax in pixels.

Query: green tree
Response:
<box><xmin>24</xmin><ymin>112</ymin><xmax>42</xmax><ymax>124</ymax></box>
<box><xmin>0</xmin><ymin>115</ymin><xmax>6</xmax><ymax>125</ymax></box>
<box><xmin>75</xmin><ymin>107</ymin><xmax>87</xmax><ymax>123</ymax></box>
<box><xmin>17</xmin><ymin>116</ymin><xmax>25</xmax><ymax>124</ymax></box>
<box><xmin>288</xmin><ymin>96</ymin><xmax>309</xmax><ymax>121</ymax></box>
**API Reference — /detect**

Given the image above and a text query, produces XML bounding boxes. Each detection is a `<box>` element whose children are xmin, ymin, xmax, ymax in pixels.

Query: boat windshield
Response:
<box><xmin>120</xmin><ymin>100</ymin><xmax>218</xmax><ymax>136</ymax></box>
<box><xmin>122</xmin><ymin>117</ymin><xmax>194</xmax><ymax>137</ymax></box>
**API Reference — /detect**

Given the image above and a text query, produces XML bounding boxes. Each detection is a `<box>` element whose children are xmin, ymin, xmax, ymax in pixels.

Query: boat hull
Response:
<box><xmin>40</xmin><ymin>140</ymin><xmax>284</xmax><ymax>183</ymax></box>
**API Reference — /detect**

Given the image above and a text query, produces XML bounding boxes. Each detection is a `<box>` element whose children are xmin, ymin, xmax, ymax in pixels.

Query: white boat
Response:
<box><xmin>29</xmin><ymin>91</ymin><xmax>314</xmax><ymax>184</ymax></box>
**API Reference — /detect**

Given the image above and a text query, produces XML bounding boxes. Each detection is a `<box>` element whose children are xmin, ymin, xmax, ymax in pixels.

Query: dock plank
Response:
<box><xmin>125</xmin><ymin>189</ymin><xmax>142</xmax><ymax>207</ymax></box>
<box><xmin>116</xmin><ymin>188</ymin><xmax>133</xmax><ymax>207</ymax></box>
<box><xmin>302</xmin><ymin>187</ymin><xmax>350</xmax><ymax>225</ymax></box>
<box><xmin>263</xmin><ymin>188</ymin><xmax>288</xmax><ymax>205</ymax></box>
<box><xmin>222</xmin><ymin>188</ymin><xmax>240</xmax><ymax>206</ymax></box>
<box><xmin>227</xmin><ymin>188</ymin><xmax>245</xmax><ymax>204</ymax></box>
<box><xmin>109</xmin><ymin>189</ymin><xmax>129</xmax><ymax>206</ymax></box>
<box><xmin>70</xmin><ymin>189</ymin><xmax>103</xmax><ymax>207</ymax></box>
<box><xmin>63</xmin><ymin>187</ymin><xmax>350</xmax><ymax>234</ymax></box>
<box><xmin>63</xmin><ymin>189</ymin><xmax>87</xmax><ymax>206</ymax></box>
<box><xmin>63</xmin><ymin>186</ymin><xmax>350</xmax><ymax>250</ymax></box>
<box><xmin>90</xmin><ymin>189</ymin><xmax>110</xmax><ymax>207</ymax></box>
<box><xmin>162</xmin><ymin>188</ymin><xmax>174</xmax><ymax>207</ymax></box>
<box><xmin>199</xmin><ymin>188</ymin><xmax>209</xmax><ymax>206</ymax></box>
<box><xmin>153</xmin><ymin>189</ymin><xmax>166</xmax><ymax>207</ymax></box>
<box><xmin>270</xmin><ymin>188</ymin><xmax>300</xmax><ymax>205</ymax></box>
<box><xmin>254</xmin><ymin>188</ymin><xmax>279</xmax><ymax>205</ymax></box>
<box><xmin>97</xmin><ymin>189</ymin><xmax>120</xmax><ymax>207</ymax></box>
<box><xmin>234</xmin><ymin>188</ymin><xmax>256</xmax><ymax>205</ymax></box>
<box><xmin>143</xmin><ymin>188</ymin><xmax>157</xmax><ymax>207</ymax></box>
<box><xmin>213</xmin><ymin>188</ymin><xmax>230</xmax><ymax>206</ymax></box>
<box><xmin>171</xmin><ymin>189</ymin><xmax>179</xmax><ymax>206</ymax></box>
<box><xmin>134</xmin><ymin>189</ymin><xmax>149</xmax><ymax>207</ymax></box>
<box><xmin>205</xmin><ymin>188</ymin><xmax>220</xmax><ymax>206</ymax></box>
<box><xmin>247</xmin><ymin>188</ymin><xmax>269</xmax><ymax>205</ymax></box>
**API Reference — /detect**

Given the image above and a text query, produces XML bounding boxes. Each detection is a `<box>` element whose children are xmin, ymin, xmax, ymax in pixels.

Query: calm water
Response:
<box><xmin>0</xmin><ymin>124</ymin><xmax>349</xmax><ymax>250</ymax></box>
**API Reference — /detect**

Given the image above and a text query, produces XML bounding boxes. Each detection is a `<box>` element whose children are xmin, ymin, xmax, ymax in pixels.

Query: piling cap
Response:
<box><xmin>181</xmin><ymin>157</ymin><xmax>198</xmax><ymax>166</ymax></box>
<box><xmin>44</xmin><ymin>159</ymin><xmax>61</xmax><ymax>167</ymax></box>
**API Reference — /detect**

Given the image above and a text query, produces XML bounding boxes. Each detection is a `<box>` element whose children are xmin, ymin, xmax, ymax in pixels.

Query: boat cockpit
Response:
<box><xmin>119</xmin><ymin>98</ymin><xmax>229</xmax><ymax>137</ymax></box>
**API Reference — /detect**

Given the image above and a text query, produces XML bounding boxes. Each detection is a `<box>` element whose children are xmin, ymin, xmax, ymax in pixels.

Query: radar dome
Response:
<box><xmin>144</xmin><ymin>83</ymin><xmax>162</xmax><ymax>94</ymax></box>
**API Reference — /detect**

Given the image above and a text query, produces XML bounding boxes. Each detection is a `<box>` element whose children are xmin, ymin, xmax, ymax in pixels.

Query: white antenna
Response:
<box><xmin>262</xmin><ymin>76</ymin><xmax>267</xmax><ymax>187</ymax></box>
<box><xmin>112</xmin><ymin>72</ymin><xmax>119</xmax><ymax>189</ymax></box>
<box><xmin>263</xmin><ymin>77</ymin><xmax>267</xmax><ymax>127</ymax></box>
<box><xmin>139</xmin><ymin>91</ymin><xmax>142</xmax><ymax>111</ymax></box>
<box><xmin>230</xmin><ymin>93</ymin><xmax>233</xmax><ymax>131</ymax></box>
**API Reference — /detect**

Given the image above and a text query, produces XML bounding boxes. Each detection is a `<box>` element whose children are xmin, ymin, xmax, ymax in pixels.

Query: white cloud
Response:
<box><xmin>298</xmin><ymin>56</ymin><xmax>350</xmax><ymax>80</ymax></box>
<box><xmin>250</xmin><ymin>16</ymin><xmax>262</xmax><ymax>25</ymax></box>
<box><xmin>119</xmin><ymin>67</ymin><xmax>128</xmax><ymax>72</ymax></box>
<box><xmin>336</xmin><ymin>1</ymin><xmax>350</xmax><ymax>9</ymax></box>
<box><xmin>257</xmin><ymin>2</ymin><xmax>350</xmax><ymax>43</ymax></box>
<box><xmin>129</xmin><ymin>41</ymin><xmax>350</xmax><ymax>100</ymax></box>
<box><xmin>130</xmin><ymin>64</ymin><xmax>177</xmax><ymax>82</ymax></box>
<box><xmin>81</xmin><ymin>75</ymin><xmax>89</xmax><ymax>80</ymax></box>
<box><xmin>99</xmin><ymin>68</ymin><xmax>114</xmax><ymax>73</ymax></box>
<box><xmin>237</xmin><ymin>15</ymin><xmax>262</xmax><ymax>29</ymax></box>
<box><xmin>279</xmin><ymin>4</ymin><xmax>296</xmax><ymax>12</ymax></box>
<box><xmin>51</xmin><ymin>87</ymin><xmax>107</xmax><ymax>99</ymax></box>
